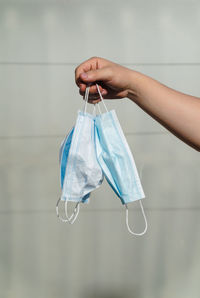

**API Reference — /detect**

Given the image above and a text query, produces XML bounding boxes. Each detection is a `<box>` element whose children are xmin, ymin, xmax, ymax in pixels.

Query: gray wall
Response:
<box><xmin>0</xmin><ymin>1</ymin><xmax>200</xmax><ymax>298</ymax></box>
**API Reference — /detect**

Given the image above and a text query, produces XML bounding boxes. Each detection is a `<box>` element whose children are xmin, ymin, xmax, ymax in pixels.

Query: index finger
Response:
<box><xmin>74</xmin><ymin>57</ymin><xmax>99</xmax><ymax>87</ymax></box>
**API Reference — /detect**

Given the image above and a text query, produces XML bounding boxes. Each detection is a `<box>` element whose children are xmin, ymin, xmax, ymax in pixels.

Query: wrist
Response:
<box><xmin>126</xmin><ymin>70</ymin><xmax>143</xmax><ymax>103</ymax></box>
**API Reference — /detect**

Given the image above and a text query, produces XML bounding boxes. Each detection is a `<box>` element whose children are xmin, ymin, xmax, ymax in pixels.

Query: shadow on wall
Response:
<box><xmin>83</xmin><ymin>287</ymin><xmax>141</xmax><ymax>298</ymax></box>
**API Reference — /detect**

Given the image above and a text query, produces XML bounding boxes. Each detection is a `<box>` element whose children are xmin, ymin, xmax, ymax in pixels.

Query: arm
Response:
<box><xmin>75</xmin><ymin>57</ymin><xmax>200</xmax><ymax>151</ymax></box>
<box><xmin>127</xmin><ymin>71</ymin><xmax>200</xmax><ymax>151</ymax></box>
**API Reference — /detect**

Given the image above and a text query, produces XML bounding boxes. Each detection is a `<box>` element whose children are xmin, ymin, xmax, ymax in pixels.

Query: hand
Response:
<box><xmin>75</xmin><ymin>57</ymin><xmax>134</xmax><ymax>103</ymax></box>
<box><xmin>75</xmin><ymin>57</ymin><xmax>200</xmax><ymax>150</ymax></box>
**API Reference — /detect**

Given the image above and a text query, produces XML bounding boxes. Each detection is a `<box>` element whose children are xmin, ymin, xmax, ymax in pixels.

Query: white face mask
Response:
<box><xmin>56</xmin><ymin>87</ymin><xmax>104</xmax><ymax>223</ymax></box>
<box><xmin>56</xmin><ymin>85</ymin><xmax>147</xmax><ymax>236</ymax></box>
<box><xmin>94</xmin><ymin>85</ymin><xmax>147</xmax><ymax>236</ymax></box>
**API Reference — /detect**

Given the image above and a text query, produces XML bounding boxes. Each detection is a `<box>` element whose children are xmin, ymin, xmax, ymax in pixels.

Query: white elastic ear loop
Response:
<box><xmin>56</xmin><ymin>197</ymin><xmax>69</xmax><ymax>222</ymax></box>
<box><xmin>65</xmin><ymin>201</ymin><xmax>80</xmax><ymax>224</ymax></box>
<box><xmin>56</xmin><ymin>197</ymin><xmax>80</xmax><ymax>224</ymax></box>
<box><xmin>125</xmin><ymin>200</ymin><xmax>148</xmax><ymax>236</ymax></box>
<box><xmin>95</xmin><ymin>102</ymin><xmax>102</xmax><ymax>114</ymax></box>
<box><xmin>84</xmin><ymin>87</ymin><xmax>98</xmax><ymax>116</ymax></box>
<box><xmin>96</xmin><ymin>84</ymin><xmax>108</xmax><ymax>112</ymax></box>
<box><xmin>83</xmin><ymin>86</ymin><xmax>90</xmax><ymax>114</ymax></box>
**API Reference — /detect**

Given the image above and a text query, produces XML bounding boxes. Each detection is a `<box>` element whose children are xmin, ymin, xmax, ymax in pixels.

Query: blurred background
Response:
<box><xmin>0</xmin><ymin>0</ymin><xmax>200</xmax><ymax>297</ymax></box>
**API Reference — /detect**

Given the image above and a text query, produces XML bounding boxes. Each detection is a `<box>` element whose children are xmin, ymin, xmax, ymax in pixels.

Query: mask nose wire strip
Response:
<box><xmin>56</xmin><ymin>197</ymin><xmax>80</xmax><ymax>224</ymax></box>
<box><xmin>125</xmin><ymin>200</ymin><xmax>148</xmax><ymax>236</ymax></box>
<box><xmin>96</xmin><ymin>84</ymin><xmax>108</xmax><ymax>112</ymax></box>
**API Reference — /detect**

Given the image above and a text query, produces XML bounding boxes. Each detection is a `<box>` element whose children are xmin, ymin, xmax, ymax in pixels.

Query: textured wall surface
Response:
<box><xmin>0</xmin><ymin>1</ymin><xmax>200</xmax><ymax>298</ymax></box>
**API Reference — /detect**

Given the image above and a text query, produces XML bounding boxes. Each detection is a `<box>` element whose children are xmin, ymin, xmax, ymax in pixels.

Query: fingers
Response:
<box><xmin>79</xmin><ymin>88</ymin><xmax>101</xmax><ymax>104</ymax></box>
<box><xmin>75</xmin><ymin>57</ymin><xmax>112</xmax><ymax>104</ymax></box>
<box><xmin>80</xmin><ymin>67</ymin><xmax>112</xmax><ymax>85</ymax></box>
<box><xmin>88</xmin><ymin>99</ymin><xmax>101</xmax><ymax>104</ymax></box>
<box><xmin>75</xmin><ymin>57</ymin><xmax>99</xmax><ymax>87</ymax></box>
<box><xmin>77</xmin><ymin>68</ymin><xmax>111</xmax><ymax>102</ymax></box>
<box><xmin>79</xmin><ymin>84</ymin><xmax>105</xmax><ymax>95</ymax></box>
<box><xmin>75</xmin><ymin>57</ymin><xmax>112</xmax><ymax>87</ymax></box>
<box><xmin>79</xmin><ymin>85</ymin><xmax>107</xmax><ymax>104</ymax></box>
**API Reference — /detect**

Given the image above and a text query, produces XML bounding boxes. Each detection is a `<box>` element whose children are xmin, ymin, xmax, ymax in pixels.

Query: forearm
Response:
<box><xmin>127</xmin><ymin>71</ymin><xmax>200</xmax><ymax>151</ymax></box>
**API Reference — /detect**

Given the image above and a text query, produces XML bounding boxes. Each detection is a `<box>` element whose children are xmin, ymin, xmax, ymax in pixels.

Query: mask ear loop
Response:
<box><xmin>94</xmin><ymin>101</ymin><xmax>102</xmax><ymax>115</ymax></box>
<box><xmin>83</xmin><ymin>84</ymin><xmax>106</xmax><ymax>114</ymax></box>
<box><xmin>56</xmin><ymin>197</ymin><xmax>70</xmax><ymax>223</ymax></box>
<box><xmin>84</xmin><ymin>86</ymin><xmax>98</xmax><ymax>116</ymax></box>
<box><xmin>125</xmin><ymin>200</ymin><xmax>148</xmax><ymax>236</ymax></box>
<box><xmin>56</xmin><ymin>197</ymin><xmax>80</xmax><ymax>224</ymax></box>
<box><xmin>83</xmin><ymin>86</ymin><xmax>90</xmax><ymax>114</ymax></box>
<box><xmin>65</xmin><ymin>201</ymin><xmax>80</xmax><ymax>224</ymax></box>
<box><xmin>57</xmin><ymin>85</ymin><xmax>90</xmax><ymax>224</ymax></box>
<box><xmin>96</xmin><ymin>84</ymin><xmax>108</xmax><ymax>113</ymax></box>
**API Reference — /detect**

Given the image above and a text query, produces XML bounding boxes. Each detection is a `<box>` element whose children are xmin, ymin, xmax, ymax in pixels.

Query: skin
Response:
<box><xmin>75</xmin><ymin>57</ymin><xmax>200</xmax><ymax>151</ymax></box>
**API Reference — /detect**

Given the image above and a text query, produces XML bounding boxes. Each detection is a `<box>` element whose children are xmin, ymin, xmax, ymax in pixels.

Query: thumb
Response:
<box><xmin>80</xmin><ymin>68</ymin><xmax>111</xmax><ymax>83</ymax></box>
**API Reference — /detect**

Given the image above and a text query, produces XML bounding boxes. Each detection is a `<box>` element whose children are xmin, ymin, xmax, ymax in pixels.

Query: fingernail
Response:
<box><xmin>81</xmin><ymin>73</ymin><xmax>88</xmax><ymax>80</ymax></box>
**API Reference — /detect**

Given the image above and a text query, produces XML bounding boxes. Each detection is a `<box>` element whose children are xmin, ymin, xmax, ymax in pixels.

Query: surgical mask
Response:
<box><xmin>56</xmin><ymin>84</ymin><xmax>147</xmax><ymax>236</ymax></box>
<box><xmin>94</xmin><ymin>84</ymin><xmax>147</xmax><ymax>236</ymax></box>
<box><xmin>56</xmin><ymin>87</ymin><xmax>104</xmax><ymax>223</ymax></box>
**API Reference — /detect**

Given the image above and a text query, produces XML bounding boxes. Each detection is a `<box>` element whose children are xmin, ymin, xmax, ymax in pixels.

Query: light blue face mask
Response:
<box><xmin>56</xmin><ymin>85</ymin><xmax>147</xmax><ymax>236</ymax></box>
<box><xmin>56</xmin><ymin>87</ymin><xmax>104</xmax><ymax>223</ymax></box>
<box><xmin>94</xmin><ymin>85</ymin><xmax>147</xmax><ymax>236</ymax></box>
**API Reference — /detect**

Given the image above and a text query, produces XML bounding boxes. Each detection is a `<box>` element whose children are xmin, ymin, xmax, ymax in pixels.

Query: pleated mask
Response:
<box><xmin>94</xmin><ymin>85</ymin><xmax>147</xmax><ymax>236</ymax></box>
<box><xmin>56</xmin><ymin>87</ymin><xmax>104</xmax><ymax>224</ymax></box>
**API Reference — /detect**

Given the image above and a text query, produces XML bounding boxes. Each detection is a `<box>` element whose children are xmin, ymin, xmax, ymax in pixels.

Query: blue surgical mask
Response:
<box><xmin>56</xmin><ymin>87</ymin><xmax>104</xmax><ymax>223</ymax></box>
<box><xmin>94</xmin><ymin>85</ymin><xmax>147</xmax><ymax>236</ymax></box>
<box><xmin>56</xmin><ymin>85</ymin><xmax>147</xmax><ymax>236</ymax></box>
